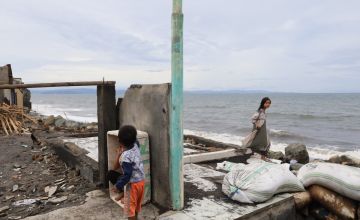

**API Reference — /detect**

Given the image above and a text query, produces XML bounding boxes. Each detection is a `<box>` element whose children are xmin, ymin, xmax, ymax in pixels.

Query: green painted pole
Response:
<box><xmin>170</xmin><ymin>0</ymin><xmax>184</xmax><ymax>210</ymax></box>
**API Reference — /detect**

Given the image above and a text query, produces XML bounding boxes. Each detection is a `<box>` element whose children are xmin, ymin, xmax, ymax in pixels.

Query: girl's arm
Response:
<box><xmin>252</xmin><ymin>111</ymin><xmax>265</xmax><ymax>129</ymax></box>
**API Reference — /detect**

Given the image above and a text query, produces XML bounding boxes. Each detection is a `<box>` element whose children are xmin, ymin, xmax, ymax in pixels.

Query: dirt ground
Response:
<box><xmin>0</xmin><ymin>134</ymin><xmax>96</xmax><ymax>219</ymax></box>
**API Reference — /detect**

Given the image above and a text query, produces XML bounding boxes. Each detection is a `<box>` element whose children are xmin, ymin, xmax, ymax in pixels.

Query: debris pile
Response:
<box><xmin>0</xmin><ymin>104</ymin><xmax>36</xmax><ymax>135</ymax></box>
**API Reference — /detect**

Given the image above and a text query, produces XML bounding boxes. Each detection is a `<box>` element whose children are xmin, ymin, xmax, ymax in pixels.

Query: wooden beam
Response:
<box><xmin>97</xmin><ymin>85</ymin><xmax>116</xmax><ymax>187</ymax></box>
<box><xmin>170</xmin><ymin>0</ymin><xmax>184</xmax><ymax>210</ymax></box>
<box><xmin>0</xmin><ymin>81</ymin><xmax>116</xmax><ymax>89</ymax></box>
<box><xmin>183</xmin><ymin>149</ymin><xmax>245</xmax><ymax>164</ymax></box>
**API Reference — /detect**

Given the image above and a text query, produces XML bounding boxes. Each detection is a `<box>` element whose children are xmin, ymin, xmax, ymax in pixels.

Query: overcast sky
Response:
<box><xmin>1</xmin><ymin>1</ymin><xmax>360</xmax><ymax>92</ymax></box>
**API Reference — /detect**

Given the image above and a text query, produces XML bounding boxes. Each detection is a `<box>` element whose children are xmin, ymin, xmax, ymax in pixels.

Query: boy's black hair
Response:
<box><xmin>118</xmin><ymin>125</ymin><xmax>137</xmax><ymax>149</ymax></box>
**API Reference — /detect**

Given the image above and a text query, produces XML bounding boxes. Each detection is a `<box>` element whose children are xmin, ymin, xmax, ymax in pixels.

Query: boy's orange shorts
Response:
<box><xmin>129</xmin><ymin>180</ymin><xmax>145</xmax><ymax>217</ymax></box>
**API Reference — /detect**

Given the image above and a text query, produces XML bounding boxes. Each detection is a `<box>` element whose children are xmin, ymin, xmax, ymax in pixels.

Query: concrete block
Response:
<box><xmin>118</xmin><ymin>83</ymin><xmax>171</xmax><ymax>208</ymax></box>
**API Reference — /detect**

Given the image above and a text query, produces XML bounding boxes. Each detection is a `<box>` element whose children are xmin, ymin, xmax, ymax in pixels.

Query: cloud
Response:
<box><xmin>1</xmin><ymin>0</ymin><xmax>360</xmax><ymax>92</ymax></box>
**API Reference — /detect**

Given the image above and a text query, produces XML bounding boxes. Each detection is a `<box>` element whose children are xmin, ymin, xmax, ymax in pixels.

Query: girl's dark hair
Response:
<box><xmin>258</xmin><ymin>97</ymin><xmax>271</xmax><ymax>111</ymax></box>
<box><xmin>118</xmin><ymin>125</ymin><xmax>137</xmax><ymax>149</ymax></box>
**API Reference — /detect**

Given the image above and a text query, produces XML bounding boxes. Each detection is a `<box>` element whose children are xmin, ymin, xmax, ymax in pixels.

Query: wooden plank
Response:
<box><xmin>0</xmin><ymin>81</ymin><xmax>116</xmax><ymax>89</ymax></box>
<box><xmin>97</xmin><ymin>85</ymin><xmax>116</xmax><ymax>187</ymax></box>
<box><xmin>170</xmin><ymin>0</ymin><xmax>184</xmax><ymax>210</ymax></box>
<box><xmin>183</xmin><ymin>149</ymin><xmax>245</xmax><ymax>164</ymax></box>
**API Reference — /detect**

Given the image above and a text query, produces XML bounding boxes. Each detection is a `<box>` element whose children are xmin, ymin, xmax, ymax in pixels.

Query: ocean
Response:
<box><xmin>31</xmin><ymin>92</ymin><xmax>360</xmax><ymax>160</ymax></box>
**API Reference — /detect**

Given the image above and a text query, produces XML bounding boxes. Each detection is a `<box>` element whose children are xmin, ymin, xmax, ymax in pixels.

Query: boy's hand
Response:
<box><xmin>111</xmin><ymin>187</ymin><xmax>119</xmax><ymax>193</ymax></box>
<box><xmin>116</xmin><ymin>147</ymin><xmax>124</xmax><ymax>156</ymax></box>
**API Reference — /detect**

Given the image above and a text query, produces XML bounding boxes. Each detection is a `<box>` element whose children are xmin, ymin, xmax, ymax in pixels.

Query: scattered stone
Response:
<box><xmin>12</xmin><ymin>184</ymin><xmax>19</xmax><ymax>192</ymax></box>
<box><xmin>0</xmin><ymin>206</ymin><xmax>10</xmax><ymax>213</ymax></box>
<box><xmin>41</xmin><ymin>169</ymin><xmax>50</xmax><ymax>175</ymax></box>
<box><xmin>290</xmin><ymin>163</ymin><xmax>304</xmax><ymax>171</ymax></box>
<box><xmin>32</xmin><ymin>154</ymin><xmax>44</xmax><ymax>161</ymax></box>
<box><xmin>67</xmin><ymin>185</ymin><xmax>75</xmax><ymax>191</ymax></box>
<box><xmin>38</xmin><ymin>197</ymin><xmax>49</xmax><ymax>200</ymax></box>
<box><xmin>8</xmin><ymin>216</ymin><xmax>22</xmax><ymax>220</ymax></box>
<box><xmin>44</xmin><ymin>186</ymin><xmax>57</xmax><ymax>197</ymax></box>
<box><xmin>13</xmin><ymin>163</ymin><xmax>21</xmax><ymax>169</ymax></box>
<box><xmin>13</xmin><ymin>199</ymin><xmax>38</xmax><ymax>206</ymax></box>
<box><xmin>48</xmin><ymin>196</ymin><xmax>67</xmax><ymax>204</ymax></box>
<box><xmin>267</xmin><ymin>151</ymin><xmax>285</xmax><ymax>161</ymax></box>
<box><xmin>13</xmin><ymin>168</ymin><xmax>21</xmax><ymax>172</ymax></box>
<box><xmin>285</xmin><ymin>143</ymin><xmax>309</xmax><ymax>164</ymax></box>
<box><xmin>44</xmin><ymin>115</ymin><xmax>55</xmax><ymax>126</ymax></box>
<box><xmin>41</xmin><ymin>146</ymin><xmax>48</xmax><ymax>151</ymax></box>
<box><xmin>328</xmin><ymin>154</ymin><xmax>360</xmax><ymax>166</ymax></box>
<box><xmin>5</xmin><ymin>195</ymin><xmax>15</xmax><ymax>200</ymax></box>
<box><xmin>65</xmin><ymin>120</ymin><xmax>80</xmax><ymax>128</ymax></box>
<box><xmin>21</xmin><ymin>144</ymin><xmax>29</xmax><ymax>148</ymax></box>
<box><xmin>291</xmin><ymin>170</ymin><xmax>298</xmax><ymax>176</ymax></box>
<box><xmin>55</xmin><ymin>117</ymin><xmax>66</xmax><ymax>127</ymax></box>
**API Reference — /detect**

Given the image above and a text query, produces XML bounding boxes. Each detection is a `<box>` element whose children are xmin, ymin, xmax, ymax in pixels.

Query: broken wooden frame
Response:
<box><xmin>0</xmin><ymin>81</ymin><xmax>116</xmax><ymax>187</ymax></box>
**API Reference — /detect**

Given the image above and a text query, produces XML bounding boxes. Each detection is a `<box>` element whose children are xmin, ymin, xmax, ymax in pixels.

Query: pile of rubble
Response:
<box><xmin>0</xmin><ymin>104</ymin><xmax>37</xmax><ymax>135</ymax></box>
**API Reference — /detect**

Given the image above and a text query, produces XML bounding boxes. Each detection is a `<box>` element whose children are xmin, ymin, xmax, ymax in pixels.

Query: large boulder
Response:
<box><xmin>267</xmin><ymin>151</ymin><xmax>285</xmax><ymax>161</ymax></box>
<box><xmin>44</xmin><ymin>115</ymin><xmax>55</xmax><ymax>126</ymax></box>
<box><xmin>285</xmin><ymin>143</ymin><xmax>309</xmax><ymax>164</ymax></box>
<box><xmin>54</xmin><ymin>116</ymin><xmax>66</xmax><ymax>127</ymax></box>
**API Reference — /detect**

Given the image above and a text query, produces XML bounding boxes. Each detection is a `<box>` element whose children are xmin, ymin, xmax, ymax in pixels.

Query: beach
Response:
<box><xmin>31</xmin><ymin>92</ymin><xmax>360</xmax><ymax>161</ymax></box>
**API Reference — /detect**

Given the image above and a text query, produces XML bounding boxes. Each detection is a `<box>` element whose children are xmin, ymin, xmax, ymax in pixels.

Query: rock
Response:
<box><xmin>44</xmin><ymin>115</ymin><xmax>55</xmax><ymax>126</ymax></box>
<box><xmin>86</xmin><ymin>124</ymin><xmax>98</xmax><ymax>130</ymax></box>
<box><xmin>285</xmin><ymin>143</ymin><xmax>309</xmax><ymax>164</ymax></box>
<box><xmin>12</xmin><ymin>184</ymin><xmax>19</xmax><ymax>192</ymax></box>
<box><xmin>5</xmin><ymin>195</ymin><xmax>14</xmax><ymax>200</ymax></box>
<box><xmin>65</xmin><ymin>120</ymin><xmax>80</xmax><ymax>128</ymax></box>
<box><xmin>54</xmin><ymin>116</ymin><xmax>66</xmax><ymax>127</ymax></box>
<box><xmin>8</xmin><ymin>216</ymin><xmax>22</xmax><ymax>220</ymax></box>
<box><xmin>13</xmin><ymin>199</ymin><xmax>38</xmax><ymax>206</ymax></box>
<box><xmin>267</xmin><ymin>151</ymin><xmax>285</xmax><ymax>161</ymax></box>
<box><xmin>328</xmin><ymin>155</ymin><xmax>360</xmax><ymax>167</ymax></box>
<box><xmin>290</xmin><ymin>163</ymin><xmax>304</xmax><ymax>171</ymax></box>
<box><xmin>48</xmin><ymin>196</ymin><xmax>67</xmax><ymax>204</ymax></box>
<box><xmin>13</xmin><ymin>163</ymin><xmax>21</xmax><ymax>168</ymax></box>
<box><xmin>291</xmin><ymin>170</ymin><xmax>298</xmax><ymax>176</ymax></box>
<box><xmin>0</xmin><ymin>206</ymin><xmax>9</xmax><ymax>213</ymax></box>
<box><xmin>328</xmin><ymin>155</ymin><xmax>342</xmax><ymax>164</ymax></box>
<box><xmin>32</xmin><ymin>154</ymin><xmax>44</xmax><ymax>161</ymax></box>
<box><xmin>44</xmin><ymin>186</ymin><xmax>57</xmax><ymax>197</ymax></box>
<box><xmin>67</xmin><ymin>185</ymin><xmax>75</xmax><ymax>191</ymax></box>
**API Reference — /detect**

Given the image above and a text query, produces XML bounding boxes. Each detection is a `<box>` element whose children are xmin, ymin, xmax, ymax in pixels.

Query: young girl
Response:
<box><xmin>244</xmin><ymin>97</ymin><xmax>272</xmax><ymax>160</ymax></box>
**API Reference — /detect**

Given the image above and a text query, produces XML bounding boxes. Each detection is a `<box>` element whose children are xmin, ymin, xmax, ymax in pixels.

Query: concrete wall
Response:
<box><xmin>0</xmin><ymin>64</ymin><xmax>13</xmax><ymax>103</ymax></box>
<box><xmin>119</xmin><ymin>83</ymin><xmax>171</xmax><ymax>209</ymax></box>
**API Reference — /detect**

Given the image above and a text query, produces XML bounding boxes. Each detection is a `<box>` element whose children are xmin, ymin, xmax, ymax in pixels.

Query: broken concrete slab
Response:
<box><xmin>48</xmin><ymin>196</ymin><xmax>68</xmax><ymax>204</ymax></box>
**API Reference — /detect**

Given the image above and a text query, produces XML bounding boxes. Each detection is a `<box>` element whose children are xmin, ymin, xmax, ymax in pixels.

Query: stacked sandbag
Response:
<box><xmin>297</xmin><ymin>162</ymin><xmax>360</xmax><ymax>220</ymax></box>
<box><xmin>222</xmin><ymin>161</ymin><xmax>304</xmax><ymax>203</ymax></box>
<box><xmin>298</xmin><ymin>162</ymin><xmax>360</xmax><ymax>201</ymax></box>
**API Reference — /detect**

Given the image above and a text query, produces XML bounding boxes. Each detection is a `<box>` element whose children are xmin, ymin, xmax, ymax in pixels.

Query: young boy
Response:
<box><xmin>107</xmin><ymin>125</ymin><xmax>145</xmax><ymax>220</ymax></box>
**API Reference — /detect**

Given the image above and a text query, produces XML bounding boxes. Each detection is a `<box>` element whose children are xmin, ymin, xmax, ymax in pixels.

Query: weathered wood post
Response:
<box><xmin>170</xmin><ymin>0</ymin><xmax>184</xmax><ymax>210</ymax></box>
<box><xmin>97</xmin><ymin>84</ymin><xmax>116</xmax><ymax>187</ymax></box>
